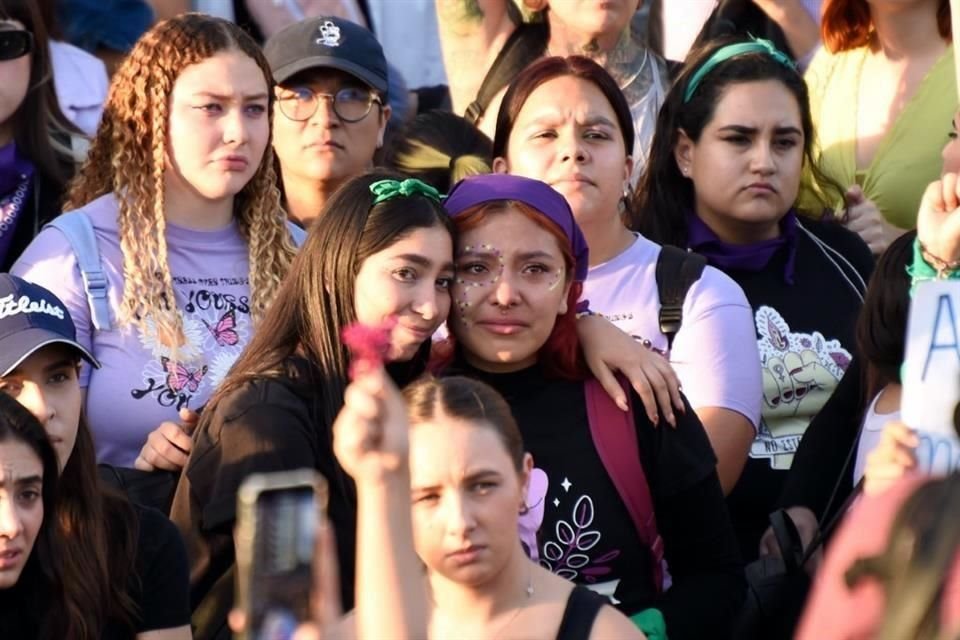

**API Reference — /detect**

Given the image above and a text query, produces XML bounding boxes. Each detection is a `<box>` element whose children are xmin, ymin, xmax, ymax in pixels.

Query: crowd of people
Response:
<box><xmin>1</xmin><ymin>0</ymin><xmax>959</xmax><ymax>639</ymax></box>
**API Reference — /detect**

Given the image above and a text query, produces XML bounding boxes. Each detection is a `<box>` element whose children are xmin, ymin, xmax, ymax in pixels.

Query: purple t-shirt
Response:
<box><xmin>12</xmin><ymin>193</ymin><xmax>258</xmax><ymax>466</ymax></box>
<box><xmin>583</xmin><ymin>234</ymin><xmax>763</xmax><ymax>429</ymax></box>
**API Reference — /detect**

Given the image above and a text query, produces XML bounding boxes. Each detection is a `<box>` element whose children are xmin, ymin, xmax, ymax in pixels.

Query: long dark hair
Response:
<box><xmin>630</xmin><ymin>36</ymin><xmax>843</xmax><ymax>248</ymax></box>
<box><xmin>0</xmin><ymin>0</ymin><xmax>81</xmax><ymax>188</ymax></box>
<box><xmin>55</xmin><ymin>411</ymin><xmax>140</xmax><ymax>638</ymax></box>
<box><xmin>0</xmin><ymin>370</ymin><xmax>139</xmax><ymax>637</ymax></box>
<box><xmin>855</xmin><ymin>231</ymin><xmax>915</xmax><ymax>400</ymax></box>
<box><xmin>206</xmin><ymin>170</ymin><xmax>455</xmax><ymax>432</ymax></box>
<box><xmin>0</xmin><ymin>393</ymin><xmax>62</xmax><ymax>639</ymax></box>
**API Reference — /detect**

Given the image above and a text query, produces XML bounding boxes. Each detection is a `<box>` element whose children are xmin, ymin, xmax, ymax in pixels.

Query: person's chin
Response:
<box><xmin>388</xmin><ymin>340</ymin><xmax>424</xmax><ymax>363</ymax></box>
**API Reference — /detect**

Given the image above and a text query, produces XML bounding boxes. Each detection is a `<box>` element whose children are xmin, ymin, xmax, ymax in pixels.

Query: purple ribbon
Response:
<box><xmin>686</xmin><ymin>210</ymin><xmax>798</xmax><ymax>285</ymax></box>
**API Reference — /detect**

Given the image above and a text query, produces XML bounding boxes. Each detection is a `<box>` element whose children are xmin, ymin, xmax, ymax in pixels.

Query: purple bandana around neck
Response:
<box><xmin>0</xmin><ymin>142</ymin><xmax>36</xmax><ymax>265</ymax></box>
<box><xmin>686</xmin><ymin>209</ymin><xmax>799</xmax><ymax>285</ymax></box>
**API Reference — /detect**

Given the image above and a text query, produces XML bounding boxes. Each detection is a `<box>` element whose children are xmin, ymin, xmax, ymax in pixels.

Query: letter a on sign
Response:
<box><xmin>902</xmin><ymin>281</ymin><xmax>960</xmax><ymax>474</ymax></box>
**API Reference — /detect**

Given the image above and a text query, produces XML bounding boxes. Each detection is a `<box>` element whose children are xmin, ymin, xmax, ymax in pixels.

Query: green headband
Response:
<box><xmin>369</xmin><ymin>178</ymin><xmax>444</xmax><ymax>205</ymax></box>
<box><xmin>683</xmin><ymin>37</ymin><xmax>797</xmax><ymax>103</ymax></box>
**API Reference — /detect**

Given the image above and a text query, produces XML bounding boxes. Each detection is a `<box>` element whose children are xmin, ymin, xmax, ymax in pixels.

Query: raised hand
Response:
<box><xmin>333</xmin><ymin>364</ymin><xmax>409</xmax><ymax>484</ymax></box>
<box><xmin>916</xmin><ymin>172</ymin><xmax>960</xmax><ymax>271</ymax></box>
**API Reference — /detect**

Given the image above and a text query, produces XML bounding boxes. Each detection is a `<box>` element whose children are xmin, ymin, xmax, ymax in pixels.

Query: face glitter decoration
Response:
<box><xmin>453</xmin><ymin>241</ymin><xmax>565</xmax><ymax>324</ymax></box>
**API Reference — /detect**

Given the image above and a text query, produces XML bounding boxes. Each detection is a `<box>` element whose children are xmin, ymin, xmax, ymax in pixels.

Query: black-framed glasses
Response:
<box><xmin>0</xmin><ymin>29</ymin><xmax>32</xmax><ymax>61</ymax></box>
<box><xmin>276</xmin><ymin>85</ymin><xmax>382</xmax><ymax>123</ymax></box>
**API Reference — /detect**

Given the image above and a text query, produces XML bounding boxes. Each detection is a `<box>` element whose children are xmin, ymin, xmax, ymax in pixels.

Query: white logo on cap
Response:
<box><xmin>0</xmin><ymin>294</ymin><xmax>65</xmax><ymax>321</ymax></box>
<box><xmin>316</xmin><ymin>21</ymin><xmax>342</xmax><ymax>47</ymax></box>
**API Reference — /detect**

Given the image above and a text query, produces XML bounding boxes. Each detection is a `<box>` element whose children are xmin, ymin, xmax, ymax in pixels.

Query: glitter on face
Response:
<box><xmin>453</xmin><ymin>242</ymin><xmax>566</xmax><ymax>323</ymax></box>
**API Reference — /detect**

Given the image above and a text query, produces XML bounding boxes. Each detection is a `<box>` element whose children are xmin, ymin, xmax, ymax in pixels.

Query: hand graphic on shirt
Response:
<box><xmin>762</xmin><ymin>350</ymin><xmax>838</xmax><ymax>418</ymax></box>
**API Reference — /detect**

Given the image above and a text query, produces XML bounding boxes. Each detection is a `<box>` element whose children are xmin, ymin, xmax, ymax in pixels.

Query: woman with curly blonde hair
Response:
<box><xmin>12</xmin><ymin>13</ymin><xmax>300</xmax><ymax>496</ymax></box>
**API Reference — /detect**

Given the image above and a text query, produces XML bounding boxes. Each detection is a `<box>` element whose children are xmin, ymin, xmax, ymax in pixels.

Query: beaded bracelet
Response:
<box><xmin>908</xmin><ymin>238</ymin><xmax>960</xmax><ymax>293</ymax></box>
<box><xmin>919</xmin><ymin>241</ymin><xmax>960</xmax><ymax>278</ymax></box>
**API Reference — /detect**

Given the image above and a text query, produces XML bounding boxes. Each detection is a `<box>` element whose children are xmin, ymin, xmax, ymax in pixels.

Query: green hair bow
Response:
<box><xmin>683</xmin><ymin>37</ymin><xmax>797</xmax><ymax>103</ymax></box>
<box><xmin>369</xmin><ymin>178</ymin><xmax>444</xmax><ymax>205</ymax></box>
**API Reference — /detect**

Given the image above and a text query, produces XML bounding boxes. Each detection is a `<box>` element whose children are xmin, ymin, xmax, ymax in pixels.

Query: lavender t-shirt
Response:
<box><xmin>13</xmin><ymin>193</ymin><xmax>258</xmax><ymax>466</ymax></box>
<box><xmin>583</xmin><ymin>234</ymin><xmax>763</xmax><ymax>429</ymax></box>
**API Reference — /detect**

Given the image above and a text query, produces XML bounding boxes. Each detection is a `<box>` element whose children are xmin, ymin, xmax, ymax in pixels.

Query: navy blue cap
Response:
<box><xmin>264</xmin><ymin>16</ymin><xmax>388</xmax><ymax>93</ymax></box>
<box><xmin>0</xmin><ymin>274</ymin><xmax>99</xmax><ymax>377</ymax></box>
<box><xmin>444</xmin><ymin>174</ymin><xmax>590</xmax><ymax>282</ymax></box>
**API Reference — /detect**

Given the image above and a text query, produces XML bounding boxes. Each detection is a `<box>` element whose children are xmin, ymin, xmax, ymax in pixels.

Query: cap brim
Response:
<box><xmin>273</xmin><ymin>56</ymin><xmax>388</xmax><ymax>93</ymax></box>
<box><xmin>0</xmin><ymin>328</ymin><xmax>101</xmax><ymax>377</ymax></box>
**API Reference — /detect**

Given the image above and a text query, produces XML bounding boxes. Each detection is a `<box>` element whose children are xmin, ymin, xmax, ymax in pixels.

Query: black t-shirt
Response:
<box><xmin>169</xmin><ymin>357</ymin><xmax>357</xmax><ymax>640</ymax></box>
<box><xmin>721</xmin><ymin>219</ymin><xmax>874</xmax><ymax>561</ymax></box>
<box><xmin>0</xmin><ymin>503</ymin><xmax>189</xmax><ymax>639</ymax></box>
<box><xmin>105</xmin><ymin>504</ymin><xmax>192</xmax><ymax>638</ymax></box>
<box><xmin>448</xmin><ymin>361</ymin><xmax>745</xmax><ymax>640</ymax></box>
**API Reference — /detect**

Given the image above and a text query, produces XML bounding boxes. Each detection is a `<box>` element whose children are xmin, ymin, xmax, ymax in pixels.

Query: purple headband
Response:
<box><xmin>443</xmin><ymin>174</ymin><xmax>590</xmax><ymax>282</ymax></box>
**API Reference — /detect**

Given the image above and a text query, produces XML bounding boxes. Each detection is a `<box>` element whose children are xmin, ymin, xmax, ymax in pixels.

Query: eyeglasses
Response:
<box><xmin>276</xmin><ymin>85</ymin><xmax>382</xmax><ymax>123</ymax></box>
<box><xmin>0</xmin><ymin>29</ymin><xmax>32</xmax><ymax>61</ymax></box>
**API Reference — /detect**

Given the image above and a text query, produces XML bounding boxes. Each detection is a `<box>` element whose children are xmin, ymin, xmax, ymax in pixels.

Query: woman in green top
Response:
<box><xmin>801</xmin><ymin>0</ymin><xmax>954</xmax><ymax>255</ymax></box>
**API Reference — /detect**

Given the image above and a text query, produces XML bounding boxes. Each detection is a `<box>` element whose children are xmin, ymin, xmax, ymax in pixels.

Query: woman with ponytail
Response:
<box><xmin>383</xmin><ymin>110</ymin><xmax>494</xmax><ymax>193</ymax></box>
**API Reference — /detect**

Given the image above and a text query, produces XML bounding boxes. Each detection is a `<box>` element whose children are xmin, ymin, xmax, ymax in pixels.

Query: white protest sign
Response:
<box><xmin>901</xmin><ymin>280</ymin><xmax>960</xmax><ymax>474</ymax></box>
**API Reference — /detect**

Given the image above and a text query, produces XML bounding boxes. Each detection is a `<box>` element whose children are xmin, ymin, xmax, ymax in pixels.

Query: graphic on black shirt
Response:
<box><xmin>753</xmin><ymin>305</ymin><xmax>851</xmax><ymax>470</ymax></box>
<box><xmin>524</xmin><ymin>470</ymin><xmax>624</xmax><ymax>606</ymax></box>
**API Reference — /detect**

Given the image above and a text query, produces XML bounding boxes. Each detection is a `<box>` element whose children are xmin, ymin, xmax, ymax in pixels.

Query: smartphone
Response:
<box><xmin>235</xmin><ymin>469</ymin><xmax>328</xmax><ymax>640</ymax></box>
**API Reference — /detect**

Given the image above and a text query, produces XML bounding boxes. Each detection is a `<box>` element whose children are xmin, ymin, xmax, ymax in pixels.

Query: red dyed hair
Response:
<box><xmin>434</xmin><ymin>200</ymin><xmax>588</xmax><ymax>380</ymax></box>
<box><xmin>821</xmin><ymin>0</ymin><xmax>951</xmax><ymax>52</ymax></box>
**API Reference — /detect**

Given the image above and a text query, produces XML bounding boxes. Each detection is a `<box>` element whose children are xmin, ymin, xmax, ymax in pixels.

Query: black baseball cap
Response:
<box><xmin>0</xmin><ymin>274</ymin><xmax>99</xmax><ymax>377</ymax></box>
<box><xmin>264</xmin><ymin>16</ymin><xmax>388</xmax><ymax>93</ymax></box>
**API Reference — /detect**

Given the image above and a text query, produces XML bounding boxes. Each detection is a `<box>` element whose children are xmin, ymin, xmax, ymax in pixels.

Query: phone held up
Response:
<box><xmin>236</xmin><ymin>469</ymin><xmax>328</xmax><ymax>640</ymax></box>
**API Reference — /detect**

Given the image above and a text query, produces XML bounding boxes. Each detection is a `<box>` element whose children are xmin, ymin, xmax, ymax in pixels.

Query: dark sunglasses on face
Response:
<box><xmin>0</xmin><ymin>29</ymin><xmax>32</xmax><ymax>61</ymax></box>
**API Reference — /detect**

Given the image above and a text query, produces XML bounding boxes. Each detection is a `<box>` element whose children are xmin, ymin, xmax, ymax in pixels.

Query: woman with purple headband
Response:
<box><xmin>436</xmin><ymin>172</ymin><xmax>745</xmax><ymax>640</ymax></box>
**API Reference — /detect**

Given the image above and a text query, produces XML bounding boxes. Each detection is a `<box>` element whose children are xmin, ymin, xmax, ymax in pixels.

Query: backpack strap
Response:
<box><xmin>286</xmin><ymin>220</ymin><xmax>307</xmax><ymax>247</ymax></box>
<box><xmin>584</xmin><ymin>376</ymin><xmax>665</xmax><ymax>592</ymax></box>
<box><xmin>464</xmin><ymin>22</ymin><xmax>548</xmax><ymax>124</ymax></box>
<box><xmin>45</xmin><ymin>211</ymin><xmax>112</xmax><ymax>331</ymax></box>
<box><xmin>655</xmin><ymin>245</ymin><xmax>706</xmax><ymax>352</ymax></box>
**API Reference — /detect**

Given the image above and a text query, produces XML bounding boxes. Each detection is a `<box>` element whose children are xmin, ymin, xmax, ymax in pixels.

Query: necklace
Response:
<box><xmin>491</xmin><ymin>572</ymin><xmax>535</xmax><ymax>640</ymax></box>
<box><xmin>433</xmin><ymin>572</ymin><xmax>535</xmax><ymax>640</ymax></box>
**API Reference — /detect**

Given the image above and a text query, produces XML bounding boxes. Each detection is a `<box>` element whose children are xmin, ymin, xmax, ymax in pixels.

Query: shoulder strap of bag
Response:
<box><xmin>286</xmin><ymin>220</ymin><xmax>307</xmax><ymax>247</ymax></box>
<box><xmin>655</xmin><ymin>245</ymin><xmax>706</xmax><ymax>351</ymax></box>
<box><xmin>584</xmin><ymin>376</ymin><xmax>665</xmax><ymax>592</ymax></box>
<box><xmin>464</xmin><ymin>21</ymin><xmax>548</xmax><ymax>124</ymax></box>
<box><xmin>45</xmin><ymin>211</ymin><xmax>112</xmax><ymax>331</ymax></box>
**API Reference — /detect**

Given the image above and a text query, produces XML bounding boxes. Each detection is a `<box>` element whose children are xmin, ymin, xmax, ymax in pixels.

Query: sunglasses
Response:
<box><xmin>0</xmin><ymin>29</ymin><xmax>32</xmax><ymax>61</ymax></box>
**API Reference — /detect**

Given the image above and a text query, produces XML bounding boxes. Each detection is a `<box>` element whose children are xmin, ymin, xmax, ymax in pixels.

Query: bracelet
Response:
<box><xmin>919</xmin><ymin>241</ymin><xmax>960</xmax><ymax>278</ymax></box>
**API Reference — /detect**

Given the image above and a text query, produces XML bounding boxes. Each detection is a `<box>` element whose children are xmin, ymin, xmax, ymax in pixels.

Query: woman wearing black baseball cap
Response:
<box><xmin>0</xmin><ymin>273</ymin><xmax>192</xmax><ymax>639</ymax></box>
<box><xmin>264</xmin><ymin>16</ymin><xmax>393</xmax><ymax>227</ymax></box>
